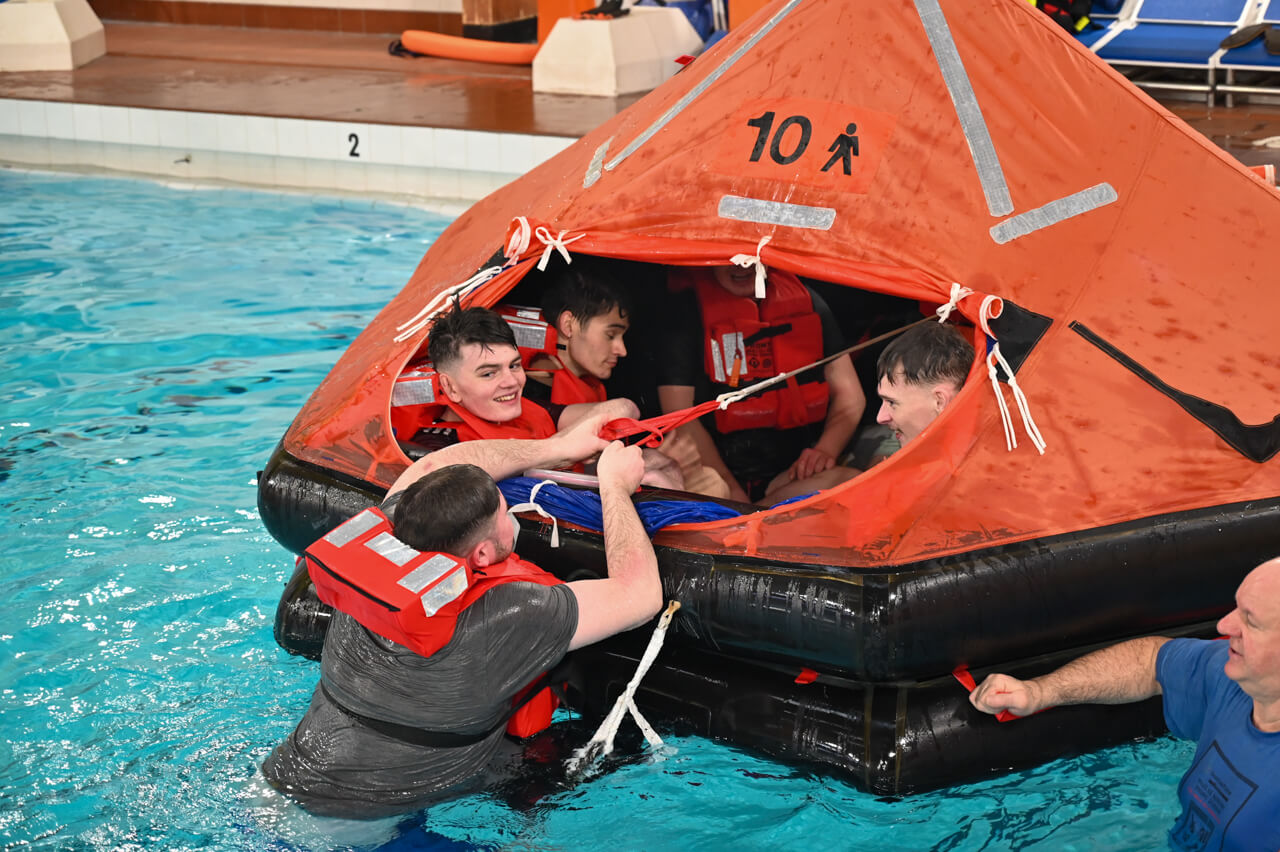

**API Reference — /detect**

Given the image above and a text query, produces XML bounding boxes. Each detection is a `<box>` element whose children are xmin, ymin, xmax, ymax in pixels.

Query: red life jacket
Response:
<box><xmin>496</xmin><ymin>303</ymin><xmax>606</xmax><ymax>406</ymax></box>
<box><xmin>306</xmin><ymin>507</ymin><xmax>565</xmax><ymax>737</ymax></box>
<box><xmin>390</xmin><ymin>360</ymin><xmax>556</xmax><ymax>443</ymax></box>
<box><xmin>678</xmin><ymin>267</ymin><xmax>829</xmax><ymax>434</ymax></box>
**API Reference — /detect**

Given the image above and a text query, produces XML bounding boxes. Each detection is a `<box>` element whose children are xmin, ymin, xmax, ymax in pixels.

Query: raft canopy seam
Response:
<box><xmin>989</xmin><ymin>183</ymin><xmax>1119</xmax><ymax>245</ymax></box>
<box><xmin>912</xmin><ymin>0</ymin><xmax>1014</xmax><ymax>217</ymax></box>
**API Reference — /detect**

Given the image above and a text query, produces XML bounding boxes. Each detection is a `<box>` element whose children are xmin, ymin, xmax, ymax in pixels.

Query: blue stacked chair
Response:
<box><xmin>1218</xmin><ymin>0</ymin><xmax>1280</xmax><ymax>106</ymax></box>
<box><xmin>1090</xmin><ymin>0</ymin><xmax>1258</xmax><ymax>106</ymax></box>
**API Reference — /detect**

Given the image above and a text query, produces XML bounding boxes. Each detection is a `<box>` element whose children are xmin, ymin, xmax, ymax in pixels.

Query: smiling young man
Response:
<box><xmin>970</xmin><ymin>557</ymin><xmax>1280</xmax><ymax>851</ymax></box>
<box><xmin>874</xmin><ymin>320</ymin><xmax>974</xmax><ymax>450</ymax></box>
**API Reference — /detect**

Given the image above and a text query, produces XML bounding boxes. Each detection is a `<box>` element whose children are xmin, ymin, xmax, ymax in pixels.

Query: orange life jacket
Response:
<box><xmin>390</xmin><ymin>360</ymin><xmax>556</xmax><ymax>443</ymax></box>
<box><xmin>678</xmin><ymin>267</ymin><xmax>829</xmax><ymax>433</ymax></box>
<box><xmin>497</xmin><ymin>303</ymin><xmax>606</xmax><ymax>406</ymax></box>
<box><xmin>306</xmin><ymin>507</ymin><xmax>564</xmax><ymax>737</ymax></box>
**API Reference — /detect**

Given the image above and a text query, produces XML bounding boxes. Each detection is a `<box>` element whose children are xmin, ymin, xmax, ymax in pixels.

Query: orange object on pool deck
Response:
<box><xmin>537</xmin><ymin>0</ymin><xmax>597</xmax><ymax>43</ymax></box>
<box><xmin>399</xmin><ymin>29</ymin><xmax>539</xmax><ymax>65</ymax></box>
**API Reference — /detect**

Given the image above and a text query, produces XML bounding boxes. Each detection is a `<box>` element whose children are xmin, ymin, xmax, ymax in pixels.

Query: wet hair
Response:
<box><xmin>392</xmin><ymin>463</ymin><xmax>500</xmax><ymax>555</ymax></box>
<box><xmin>877</xmin><ymin>321</ymin><xmax>974</xmax><ymax>389</ymax></box>
<box><xmin>426</xmin><ymin>303</ymin><xmax>518</xmax><ymax>371</ymax></box>
<box><xmin>540</xmin><ymin>260</ymin><xmax>632</xmax><ymax>332</ymax></box>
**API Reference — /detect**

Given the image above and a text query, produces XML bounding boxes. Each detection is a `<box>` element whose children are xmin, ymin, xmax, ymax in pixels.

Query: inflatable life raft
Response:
<box><xmin>259</xmin><ymin>0</ymin><xmax>1280</xmax><ymax>795</ymax></box>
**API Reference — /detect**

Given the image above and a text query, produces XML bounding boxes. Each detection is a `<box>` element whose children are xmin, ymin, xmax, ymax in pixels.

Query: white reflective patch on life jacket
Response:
<box><xmin>710</xmin><ymin>337</ymin><xmax>725</xmax><ymax>383</ymax></box>
<box><xmin>419</xmin><ymin>565</ymin><xmax>468</xmax><ymax>617</ymax></box>
<box><xmin>367</xmin><ymin>531</ymin><xmax>419</xmax><ymax>567</ymax></box>
<box><xmin>398</xmin><ymin>552</ymin><xmax>462</xmax><ymax>594</ymax></box>
<box><xmin>392</xmin><ymin>366</ymin><xmax>438</xmax><ymax>407</ymax></box>
<box><xmin>506</xmin><ymin>318</ymin><xmax>550</xmax><ymax>352</ymax></box>
<box><xmin>323</xmin><ymin>509</ymin><xmax>382</xmax><ymax>548</ymax></box>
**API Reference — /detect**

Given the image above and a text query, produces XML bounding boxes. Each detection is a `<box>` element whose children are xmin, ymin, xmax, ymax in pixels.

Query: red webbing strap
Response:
<box><xmin>599</xmin><ymin>400</ymin><xmax>723</xmax><ymax>447</ymax></box>
<box><xmin>952</xmin><ymin>666</ymin><xmax>1041</xmax><ymax>723</ymax></box>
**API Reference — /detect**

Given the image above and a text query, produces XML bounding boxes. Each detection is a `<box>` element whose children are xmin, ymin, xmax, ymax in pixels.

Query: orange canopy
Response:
<box><xmin>287</xmin><ymin>0</ymin><xmax>1280</xmax><ymax>568</ymax></box>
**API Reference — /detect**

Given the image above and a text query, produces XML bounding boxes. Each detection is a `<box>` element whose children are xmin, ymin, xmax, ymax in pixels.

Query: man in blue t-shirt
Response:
<box><xmin>969</xmin><ymin>557</ymin><xmax>1280</xmax><ymax>851</ymax></box>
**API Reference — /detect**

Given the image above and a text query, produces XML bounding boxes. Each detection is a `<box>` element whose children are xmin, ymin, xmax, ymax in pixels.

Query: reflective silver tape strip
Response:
<box><xmin>599</xmin><ymin>0</ymin><xmax>804</xmax><ymax>177</ymax></box>
<box><xmin>366</xmin><ymin>531</ymin><xmax>420</xmax><ymax>568</ymax></box>
<box><xmin>391</xmin><ymin>378</ymin><xmax>436</xmax><ymax>407</ymax></box>
<box><xmin>912</xmin><ymin>0</ymin><xmax>1014</xmax><ymax>217</ymax></box>
<box><xmin>507</xmin><ymin>319</ymin><xmax>549</xmax><ymax>351</ymax></box>
<box><xmin>989</xmin><ymin>182</ymin><xmax>1118</xmax><ymax>245</ymax></box>
<box><xmin>717</xmin><ymin>195</ymin><xmax>837</xmax><ymax>230</ymax></box>
<box><xmin>710</xmin><ymin>338</ymin><xmax>726</xmax><ymax>382</ymax></box>
<box><xmin>323</xmin><ymin>509</ymin><xmax>381</xmax><ymax>548</ymax></box>
<box><xmin>398</xmin><ymin>552</ymin><xmax>462</xmax><ymax>594</ymax></box>
<box><xmin>583</xmin><ymin>137</ymin><xmax>611</xmax><ymax>188</ymax></box>
<box><xmin>419</xmin><ymin>566</ymin><xmax>468</xmax><ymax>618</ymax></box>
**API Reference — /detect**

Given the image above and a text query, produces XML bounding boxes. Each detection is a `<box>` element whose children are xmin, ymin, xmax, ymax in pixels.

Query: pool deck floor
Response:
<box><xmin>2</xmin><ymin>21</ymin><xmax>1280</xmax><ymax>180</ymax></box>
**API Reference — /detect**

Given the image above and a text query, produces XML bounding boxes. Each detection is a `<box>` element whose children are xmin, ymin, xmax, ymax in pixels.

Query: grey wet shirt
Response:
<box><xmin>262</xmin><ymin>577</ymin><xmax>578</xmax><ymax>818</ymax></box>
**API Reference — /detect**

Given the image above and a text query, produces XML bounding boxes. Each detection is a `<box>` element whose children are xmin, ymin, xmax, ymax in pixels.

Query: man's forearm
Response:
<box><xmin>1030</xmin><ymin>636</ymin><xmax>1168</xmax><ymax>707</ymax></box>
<box><xmin>386</xmin><ymin>434</ymin><xmax>575</xmax><ymax>497</ymax></box>
<box><xmin>599</xmin><ymin>482</ymin><xmax>662</xmax><ymax>617</ymax></box>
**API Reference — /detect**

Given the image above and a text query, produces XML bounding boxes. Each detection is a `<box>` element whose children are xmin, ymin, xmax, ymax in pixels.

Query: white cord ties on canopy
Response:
<box><xmin>534</xmin><ymin>226</ymin><xmax>585</xmax><ymax>271</ymax></box>
<box><xmin>729</xmin><ymin>235</ymin><xmax>773</xmax><ymax>299</ymax></box>
<box><xmin>935</xmin><ymin>282</ymin><xmax>974</xmax><ymax>323</ymax></box>
<box><xmin>979</xmin><ymin>295</ymin><xmax>1046</xmax><ymax>455</ymax></box>
<box><xmin>566</xmin><ymin>600</ymin><xmax>681</xmax><ymax>775</ymax></box>
<box><xmin>393</xmin><ymin>266</ymin><xmax>504</xmax><ymax>343</ymax></box>
<box><xmin>506</xmin><ymin>479</ymin><xmax>560</xmax><ymax>549</ymax></box>
<box><xmin>504</xmin><ymin>216</ymin><xmax>533</xmax><ymax>265</ymax></box>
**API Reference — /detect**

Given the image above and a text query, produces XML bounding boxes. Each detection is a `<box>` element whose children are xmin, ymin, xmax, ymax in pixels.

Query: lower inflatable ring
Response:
<box><xmin>400</xmin><ymin>29</ymin><xmax>539</xmax><ymax>65</ymax></box>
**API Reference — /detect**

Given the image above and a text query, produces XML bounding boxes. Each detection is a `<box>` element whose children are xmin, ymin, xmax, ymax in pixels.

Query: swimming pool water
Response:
<box><xmin>0</xmin><ymin>168</ymin><xmax>1193</xmax><ymax>851</ymax></box>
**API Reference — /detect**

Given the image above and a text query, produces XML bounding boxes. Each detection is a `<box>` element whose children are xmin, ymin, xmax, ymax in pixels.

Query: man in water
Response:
<box><xmin>262</xmin><ymin>415</ymin><xmax>663</xmax><ymax>818</ymax></box>
<box><xmin>970</xmin><ymin>557</ymin><xmax>1280</xmax><ymax>851</ymax></box>
<box><xmin>873</xmin><ymin>319</ymin><xmax>974</xmax><ymax>451</ymax></box>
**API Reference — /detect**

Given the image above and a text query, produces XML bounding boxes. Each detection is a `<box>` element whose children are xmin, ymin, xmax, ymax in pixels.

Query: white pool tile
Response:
<box><xmin>364</xmin><ymin>122</ymin><xmax>403</xmax><ymax>166</ymax></box>
<box><xmin>312</xmin><ymin>120</ymin><xmax>368</xmax><ymax>163</ymax></box>
<box><xmin>274</xmin><ymin>155</ymin><xmax>308</xmax><ymax>190</ymax></box>
<box><xmin>531</xmin><ymin>134</ymin><xmax>575</xmax><ymax>165</ymax></box>
<box><xmin>215</xmin><ymin>113</ymin><xmax>248</xmax><ymax>154</ymax></box>
<box><xmin>0</xmin><ymin>100</ymin><xmax>22</xmax><ymax>136</ymax></box>
<box><xmin>44</xmin><ymin>102</ymin><xmax>75</xmax><ymax>140</ymax></box>
<box><xmin>276</xmin><ymin>118</ymin><xmax>310</xmax><ymax>161</ymax></box>
<box><xmin>303</xmin><ymin>157</ymin><xmax>337</xmax><ymax>189</ymax></box>
<box><xmin>462</xmin><ymin>130</ymin><xmax>501</xmax><ymax>173</ymax></box>
<box><xmin>242</xmin><ymin>115</ymin><xmax>278</xmax><ymax>157</ymax></box>
<box><xmin>155</xmin><ymin>110</ymin><xmax>189</xmax><ymax>150</ymax></box>
<box><xmin>129</xmin><ymin>109</ymin><xmax>161</xmax><ymax>147</ymax></box>
<box><xmin>424</xmin><ymin>166</ymin><xmax>461</xmax><ymax>200</ymax></box>
<box><xmin>330</xmin><ymin>159</ymin><xmax>369</xmax><ymax>194</ymax></box>
<box><xmin>498</xmin><ymin>133</ymin><xmax>537</xmax><ymax>174</ymax></box>
<box><xmin>186</xmin><ymin>112</ymin><xmax>222</xmax><ymax>153</ymax></box>
<box><xmin>433</xmin><ymin>127</ymin><xmax>467</xmax><ymax>170</ymax></box>
<box><xmin>0</xmin><ymin>134</ymin><xmax>50</xmax><ymax>166</ymax></box>
<box><xmin>402</xmin><ymin>126</ymin><xmax>436</xmax><ymax>168</ymax></box>
<box><xmin>99</xmin><ymin>106</ymin><xmax>132</xmax><ymax>145</ymax></box>
<box><xmin>71</xmin><ymin>103</ymin><xmax>104</xmax><ymax>143</ymax></box>
<box><xmin>363</xmin><ymin>162</ymin><xmax>404</xmax><ymax>196</ymax></box>
<box><xmin>15</xmin><ymin>100</ymin><xmax>46</xmax><ymax>137</ymax></box>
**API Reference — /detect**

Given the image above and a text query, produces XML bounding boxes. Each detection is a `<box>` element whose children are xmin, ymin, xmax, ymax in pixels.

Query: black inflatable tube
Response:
<box><xmin>260</xmin><ymin>443</ymin><xmax>1277</xmax><ymax>680</ymax></box>
<box><xmin>563</xmin><ymin>625</ymin><xmax>1213</xmax><ymax>796</ymax></box>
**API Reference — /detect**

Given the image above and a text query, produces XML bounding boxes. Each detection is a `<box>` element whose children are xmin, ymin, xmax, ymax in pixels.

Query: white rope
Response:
<box><xmin>979</xmin><ymin>295</ymin><xmax>1046</xmax><ymax>455</ymax></box>
<box><xmin>534</xmin><ymin>226</ymin><xmax>585</xmax><ymax>271</ymax></box>
<box><xmin>392</xmin><ymin>266</ymin><xmax>503</xmax><ymax>343</ymax></box>
<box><xmin>729</xmin><ymin>234</ymin><xmax>772</xmax><ymax>299</ymax></box>
<box><xmin>935</xmin><ymin>282</ymin><xmax>974</xmax><ymax>323</ymax></box>
<box><xmin>566</xmin><ymin>600</ymin><xmax>681</xmax><ymax>774</ymax></box>
<box><xmin>506</xmin><ymin>480</ymin><xmax>560</xmax><ymax>549</ymax></box>
<box><xmin>505</xmin><ymin>216</ymin><xmax>533</xmax><ymax>265</ymax></box>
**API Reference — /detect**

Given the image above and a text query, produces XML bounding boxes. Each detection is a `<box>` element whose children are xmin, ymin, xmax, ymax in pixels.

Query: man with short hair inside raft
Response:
<box><xmin>872</xmin><ymin>319</ymin><xmax>975</xmax><ymax>457</ymax></box>
<box><xmin>260</xmin><ymin>419</ymin><xmax>663</xmax><ymax>818</ymax></box>
<box><xmin>970</xmin><ymin>557</ymin><xmax>1280</xmax><ymax>851</ymax></box>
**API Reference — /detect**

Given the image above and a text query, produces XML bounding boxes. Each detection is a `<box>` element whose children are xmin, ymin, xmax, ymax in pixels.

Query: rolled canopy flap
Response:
<box><xmin>283</xmin><ymin>0</ymin><xmax>1280</xmax><ymax>568</ymax></box>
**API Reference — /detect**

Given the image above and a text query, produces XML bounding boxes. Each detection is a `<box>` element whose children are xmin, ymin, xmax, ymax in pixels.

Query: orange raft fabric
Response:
<box><xmin>293</xmin><ymin>0</ymin><xmax>1280</xmax><ymax>570</ymax></box>
<box><xmin>400</xmin><ymin>30</ymin><xmax>539</xmax><ymax>65</ymax></box>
